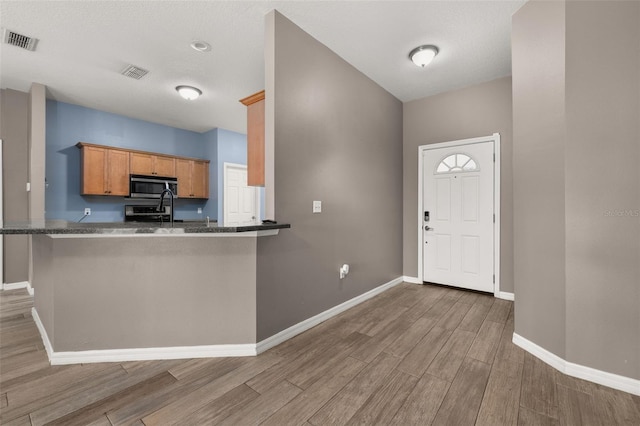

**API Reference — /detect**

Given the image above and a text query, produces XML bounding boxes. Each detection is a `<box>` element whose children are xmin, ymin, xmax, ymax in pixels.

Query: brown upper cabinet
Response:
<box><xmin>77</xmin><ymin>143</ymin><xmax>130</xmax><ymax>196</ymax></box>
<box><xmin>77</xmin><ymin>142</ymin><xmax>209</xmax><ymax>199</ymax></box>
<box><xmin>130</xmin><ymin>152</ymin><xmax>176</xmax><ymax>177</ymax></box>
<box><xmin>240</xmin><ymin>90</ymin><xmax>265</xmax><ymax>186</ymax></box>
<box><xmin>176</xmin><ymin>159</ymin><xmax>209</xmax><ymax>199</ymax></box>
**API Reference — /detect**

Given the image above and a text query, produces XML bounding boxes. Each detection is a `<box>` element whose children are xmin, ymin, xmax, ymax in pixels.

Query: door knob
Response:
<box><xmin>425</xmin><ymin>226</ymin><xmax>435</xmax><ymax>231</ymax></box>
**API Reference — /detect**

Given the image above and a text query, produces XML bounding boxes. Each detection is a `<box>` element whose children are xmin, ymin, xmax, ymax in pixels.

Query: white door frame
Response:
<box><xmin>418</xmin><ymin>133</ymin><xmax>501</xmax><ymax>297</ymax></box>
<box><xmin>223</xmin><ymin>162</ymin><xmax>261</xmax><ymax>226</ymax></box>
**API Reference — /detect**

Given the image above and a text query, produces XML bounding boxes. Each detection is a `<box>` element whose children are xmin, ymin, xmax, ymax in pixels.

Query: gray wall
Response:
<box><xmin>512</xmin><ymin>0</ymin><xmax>567</xmax><ymax>359</ymax></box>
<box><xmin>256</xmin><ymin>11</ymin><xmax>403</xmax><ymax>340</ymax></box>
<box><xmin>29</xmin><ymin>83</ymin><xmax>46</xmax><ymax>221</ymax></box>
<box><xmin>564</xmin><ymin>0</ymin><xmax>639</xmax><ymax>380</ymax></box>
<box><xmin>513</xmin><ymin>0</ymin><xmax>639</xmax><ymax>379</ymax></box>
<box><xmin>403</xmin><ymin>77</ymin><xmax>514</xmax><ymax>293</ymax></box>
<box><xmin>33</xmin><ymin>235</ymin><xmax>257</xmax><ymax>351</ymax></box>
<box><xmin>0</xmin><ymin>89</ymin><xmax>30</xmax><ymax>284</ymax></box>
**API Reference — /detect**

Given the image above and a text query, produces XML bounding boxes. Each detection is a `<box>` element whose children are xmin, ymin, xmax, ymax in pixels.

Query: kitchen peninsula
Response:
<box><xmin>0</xmin><ymin>221</ymin><xmax>289</xmax><ymax>364</ymax></box>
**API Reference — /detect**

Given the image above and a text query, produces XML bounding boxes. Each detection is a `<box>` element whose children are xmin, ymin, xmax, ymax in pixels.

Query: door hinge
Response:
<box><xmin>493</xmin><ymin>275</ymin><xmax>495</xmax><ymax>284</ymax></box>
<box><xmin>493</xmin><ymin>153</ymin><xmax>496</xmax><ymax>162</ymax></box>
<box><xmin>493</xmin><ymin>214</ymin><xmax>495</xmax><ymax>223</ymax></box>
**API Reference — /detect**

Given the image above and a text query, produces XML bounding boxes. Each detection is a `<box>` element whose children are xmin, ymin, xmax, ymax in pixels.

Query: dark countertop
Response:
<box><xmin>0</xmin><ymin>220</ymin><xmax>290</xmax><ymax>236</ymax></box>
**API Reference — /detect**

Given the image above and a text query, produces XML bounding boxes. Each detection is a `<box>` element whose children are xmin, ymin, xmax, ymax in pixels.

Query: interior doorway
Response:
<box><xmin>223</xmin><ymin>163</ymin><xmax>260</xmax><ymax>227</ymax></box>
<box><xmin>418</xmin><ymin>134</ymin><xmax>500</xmax><ymax>295</ymax></box>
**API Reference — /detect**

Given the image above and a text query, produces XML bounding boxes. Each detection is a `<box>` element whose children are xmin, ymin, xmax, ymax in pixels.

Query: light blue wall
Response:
<box><xmin>46</xmin><ymin>101</ymin><xmax>211</xmax><ymax>222</ymax></box>
<box><xmin>215</xmin><ymin>128</ymin><xmax>265</xmax><ymax>222</ymax></box>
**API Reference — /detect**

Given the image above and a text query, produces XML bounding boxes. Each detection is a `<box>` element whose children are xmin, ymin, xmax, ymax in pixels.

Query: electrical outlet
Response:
<box><xmin>313</xmin><ymin>200</ymin><xmax>322</xmax><ymax>213</ymax></box>
<box><xmin>197</xmin><ymin>208</ymin><xmax>202</xmax><ymax>214</ymax></box>
<box><xmin>84</xmin><ymin>208</ymin><xmax>91</xmax><ymax>216</ymax></box>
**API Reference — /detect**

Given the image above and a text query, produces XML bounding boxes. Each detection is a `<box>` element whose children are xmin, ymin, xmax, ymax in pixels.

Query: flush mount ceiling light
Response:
<box><xmin>409</xmin><ymin>45</ymin><xmax>439</xmax><ymax>67</ymax></box>
<box><xmin>190</xmin><ymin>40</ymin><xmax>212</xmax><ymax>52</ymax></box>
<box><xmin>175</xmin><ymin>85</ymin><xmax>202</xmax><ymax>100</ymax></box>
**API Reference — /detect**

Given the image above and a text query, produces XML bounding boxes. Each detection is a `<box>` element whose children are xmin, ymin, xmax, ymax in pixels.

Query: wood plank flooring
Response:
<box><xmin>1</xmin><ymin>284</ymin><xmax>639</xmax><ymax>425</ymax></box>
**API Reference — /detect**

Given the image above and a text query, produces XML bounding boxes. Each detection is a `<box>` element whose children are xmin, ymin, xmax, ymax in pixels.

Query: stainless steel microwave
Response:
<box><xmin>129</xmin><ymin>174</ymin><xmax>178</xmax><ymax>199</ymax></box>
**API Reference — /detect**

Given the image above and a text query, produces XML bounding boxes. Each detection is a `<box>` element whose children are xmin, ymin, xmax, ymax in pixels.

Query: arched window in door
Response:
<box><xmin>435</xmin><ymin>153</ymin><xmax>479</xmax><ymax>174</ymax></box>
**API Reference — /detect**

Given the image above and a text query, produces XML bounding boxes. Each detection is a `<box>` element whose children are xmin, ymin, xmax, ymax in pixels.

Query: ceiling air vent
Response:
<box><xmin>3</xmin><ymin>29</ymin><xmax>38</xmax><ymax>51</ymax></box>
<box><xmin>121</xmin><ymin>64</ymin><xmax>149</xmax><ymax>80</ymax></box>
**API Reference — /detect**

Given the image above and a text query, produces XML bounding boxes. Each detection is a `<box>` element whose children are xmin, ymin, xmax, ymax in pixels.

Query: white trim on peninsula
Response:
<box><xmin>513</xmin><ymin>332</ymin><xmax>640</xmax><ymax>396</ymax></box>
<box><xmin>256</xmin><ymin>276</ymin><xmax>404</xmax><ymax>354</ymax></box>
<box><xmin>32</xmin><ymin>307</ymin><xmax>255</xmax><ymax>365</ymax></box>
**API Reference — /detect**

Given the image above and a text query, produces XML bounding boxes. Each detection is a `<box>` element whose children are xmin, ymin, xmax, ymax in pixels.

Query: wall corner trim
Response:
<box><xmin>513</xmin><ymin>332</ymin><xmax>640</xmax><ymax>396</ymax></box>
<box><xmin>2</xmin><ymin>281</ymin><xmax>33</xmax><ymax>296</ymax></box>
<box><xmin>32</xmin><ymin>307</ymin><xmax>256</xmax><ymax>365</ymax></box>
<box><xmin>256</xmin><ymin>276</ymin><xmax>404</xmax><ymax>354</ymax></box>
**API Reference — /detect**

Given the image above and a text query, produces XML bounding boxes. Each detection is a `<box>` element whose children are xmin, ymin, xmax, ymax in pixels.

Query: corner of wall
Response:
<box><xmin>264</xmin><ymin>10</ymin><xmax>276</xmax><ymax>220</ymax></box>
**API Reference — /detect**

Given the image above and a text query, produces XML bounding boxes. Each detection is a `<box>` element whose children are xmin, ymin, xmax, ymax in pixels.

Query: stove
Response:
<box><xmin>124</xmin><ymin>205</ymin><xmax>171</xmax><ymax>222</ymax></box>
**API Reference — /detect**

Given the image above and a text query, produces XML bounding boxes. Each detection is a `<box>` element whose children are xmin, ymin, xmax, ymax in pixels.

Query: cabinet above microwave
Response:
<box><xmin>76</xmin><ymin>142</ymin><xmax>210</xmax><ymax>199</ymax></box>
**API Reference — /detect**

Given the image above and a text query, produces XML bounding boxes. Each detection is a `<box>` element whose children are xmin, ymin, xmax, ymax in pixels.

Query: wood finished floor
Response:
<box><xmin>1</xmin><ymin>284</ymin><xmax>639</xmax><ymax>426</ymax></box>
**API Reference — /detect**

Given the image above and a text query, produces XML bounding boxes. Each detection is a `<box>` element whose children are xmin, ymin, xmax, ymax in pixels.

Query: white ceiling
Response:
<box><xmin>0</xmin><ymin>0</ymin><xmax>526</xmax><ymax>134</ymax></box>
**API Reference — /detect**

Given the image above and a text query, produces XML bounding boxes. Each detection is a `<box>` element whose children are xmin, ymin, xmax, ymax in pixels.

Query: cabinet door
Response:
<box><xmin>246</xmin><ymin>98</ymin><xmax>265</xmax><ymax>186</ymax></box>
<box><xmin>130</xmin><ymin>152</ymin><xmax>154</xmax><ymax>175</ymax></box>
<box><xmin>241</xmin><ymin>90</ymin><xmax>265</xmax><ymax>187</ymax></box>
<box><xmin>191</xmin><ymin>161</ymin><xmax>208</xmax><ymax>199</ymax></box>
<box><xmin>154</xmin><ymin>156</ymin><xmax>176</xmax><ymax>177</ymax></box>
<box><xmin>107</xmin><ymin>149</ymin><xmax>130</xmax><ymax>196</ymax></box>
<box><xmin>81</xmin><ymin>146</ymin><xmax>108</xmax><ymax>195</ymax></box>
<box><xmin>175</xmin><ymin>158</ymin><xmax>193</xmax><ymax>198</ymax></box>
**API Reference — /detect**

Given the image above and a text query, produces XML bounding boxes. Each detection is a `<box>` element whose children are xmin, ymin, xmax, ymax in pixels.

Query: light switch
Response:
<box><xmin>313</xmin><ymin>200</ymin><xmax>322</xmax><ymax>213</ymax></box>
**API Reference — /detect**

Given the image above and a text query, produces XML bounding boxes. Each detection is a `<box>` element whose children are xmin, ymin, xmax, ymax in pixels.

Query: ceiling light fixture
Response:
<box><xmin>176</xmin><ymin>85</ymin><xmax>202</xmax><ymax>100</ymax></box>
<box><xmin>190</xmin><ymin>40</ymin><xmax>212</xmax><ymax>52</ymax></box>
<box><xmin>409</xmin><ymin>45</ymin><xmax>439</xmax><ymax>67</ymax></box>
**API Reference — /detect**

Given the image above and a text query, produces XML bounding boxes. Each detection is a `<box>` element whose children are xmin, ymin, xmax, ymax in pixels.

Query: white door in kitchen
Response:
<box><xmin>223</xmin><ymin>163</ymin><xmax>260</xmax><ymax>226</ymax></box>
<box><xmin>420</xmin><ymin>136</ymin><xmax>498</xmax><ymax>293</ymax></box>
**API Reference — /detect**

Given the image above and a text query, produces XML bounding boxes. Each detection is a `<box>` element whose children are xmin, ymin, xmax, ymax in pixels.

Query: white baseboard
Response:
<box><xmin>32</xmin><ymin>307</ymin><xmax>255</xmax><ymax>365</ymax></box>
<box><xmin>32</xmin><ymin>307</ymin><xmax>54</xmax><ymax>361</ymax></box>
<box><xmin>48</xmin><ymin>344</ymin><xmax>256</xmax><ymax>365</ymax></box>
<box><xmin>50</xmin><ymin>274</ymin><xmax>402</xmax><ymax>364</ymax></box>
<box><xmin>513</xmin><ymin>333</ymin><xmax>640</xmax><ymax>396</ymax></box>
<box><xmin>497</xmin><ymin>291</ymin><xmax>514</xmax><ymax>301</ymax></box>
<box><xmin>402</xmin><ymin>276</ymin><xmax>423</xmax><ymax>284</ymax></box>
<box><xmin>256</xmin><ymin>276</ymin><xmax>404</xmax><ymax>354</ymax></box>
<box><xmin>3</xmin><ymin>280</ymin><xmax>34</xmax><ymax>295</ymax></box>
<box><xmin>30</xmin><ymin>276</ymin><xmax>404</xmax><ymax>365</ymax></box>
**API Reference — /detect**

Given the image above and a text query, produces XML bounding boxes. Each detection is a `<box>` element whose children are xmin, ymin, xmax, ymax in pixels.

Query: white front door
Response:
<box><xmin>422</xmin><ymin>140</ymin><xmax>495</xmax><ymax>292</ymax></box>
<box><xmin>224</xmin><ymin>163</ymin><xmax>259</xmax><ymax>226</ymax></box>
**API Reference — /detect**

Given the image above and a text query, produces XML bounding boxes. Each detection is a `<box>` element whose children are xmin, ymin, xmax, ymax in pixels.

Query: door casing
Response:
<box><xmin>223</xmin><ymin>162</ymin><xmax>261</xmax><ymax>227</ymax></box>
<box><xmin>418</xmin><ymin>133</ymin><xmax>501</xmax><ymax>297</ymax></box>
